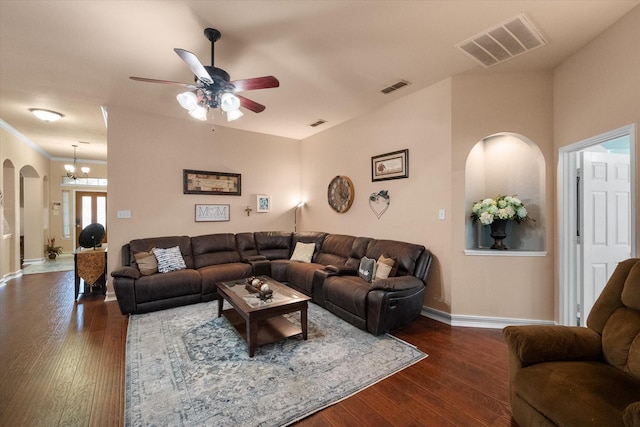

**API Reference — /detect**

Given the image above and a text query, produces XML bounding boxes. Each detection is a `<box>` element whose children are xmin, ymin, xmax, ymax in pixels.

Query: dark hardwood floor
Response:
<box><xmin>0</xmin><ymin>270</ymin><xmax>517</xmax><ymax>426</ymax></box>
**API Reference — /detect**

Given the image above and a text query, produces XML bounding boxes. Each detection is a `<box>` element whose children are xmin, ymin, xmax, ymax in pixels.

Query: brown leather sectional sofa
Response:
<box><xmin>111</xmin><ymin>231</ymin><xmax>432</xmax><ymax>335</ymax></box>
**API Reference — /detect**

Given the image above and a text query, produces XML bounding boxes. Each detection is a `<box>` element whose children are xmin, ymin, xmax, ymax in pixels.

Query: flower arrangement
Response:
<box><xmin>471</xmin><ymin>195</ymin><xmax>530</xmax><ymax>226</ymax></box>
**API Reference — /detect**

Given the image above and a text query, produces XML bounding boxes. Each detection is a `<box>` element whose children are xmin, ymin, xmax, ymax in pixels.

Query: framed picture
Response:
<box><xmin>371</xmin><ymin>149</ymin><xmax>409</xmax><ymax>182</ymax></box>
<box><xmin>183</xmin><ymin>169</ymin><xmax>241</xmax><ymax>195</ymax></box>
<box><xmin>195</xmin><ymin>204</ymin><xmax>230</xmax><ymax>222</ymax></box>
<box><xmin>256</xmin><ymin>195</ymin><xmax>270</xmax><ymax>212</ymax></box>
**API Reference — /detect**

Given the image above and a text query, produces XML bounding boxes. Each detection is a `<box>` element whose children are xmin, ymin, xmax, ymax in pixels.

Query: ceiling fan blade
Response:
<box><xmin>237</xmin><ymin>95</ymin><xmax>266</xmax><ymax>113</ymax></box>
<box><xmin>129</xmin><ymin>76</ymin><xmax>197</xmax><ymax>89</ymax></box>
<box><xmin>174</xmin><ymin>48</ymin><xmax>213</xmax><ymax>85</ymax></box>
<box><xmin>231</xmin><ymin>76</ymin><xmax>280</xmax><ymax>92</ymax></box>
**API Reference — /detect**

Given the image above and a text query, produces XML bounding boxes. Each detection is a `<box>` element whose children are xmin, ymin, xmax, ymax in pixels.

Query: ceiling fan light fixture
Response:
<box><xmin>189</xmin><ymin>104</ymin><xmax>208</xmax><ymax>121</ymax></box>
<box><xmin>220</xmin><ymin>93</ymin><xmax>241</xmax><ymax>112</ymax></box>
<box><xmin>227</xmin><ymin>109</ymin><xmax>244</xmax><ymax>122</ymax></box>
<box><xmin>176</xmin><ymin>91</ymin><xmax>198</xmax><ymax>111</ymax></box>
<box><xmin>29</xmin><ymin>108</ymin><xmax>64</xmax><ymax>122</ymax></box>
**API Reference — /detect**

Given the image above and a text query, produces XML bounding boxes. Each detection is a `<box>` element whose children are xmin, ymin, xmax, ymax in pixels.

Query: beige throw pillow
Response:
<box><xmin>375</xmin><ymin>255</ymin><xmax>396</xmax><ymax>280</ymax></box>
<box><xmin>134</xmin><ymin>251</ymin><xmax>158</xmax><ymax>276</ymax></box>
<box><xmin>290</xmin><ymin>242</ymin><xmax>315</xmax><ymax>263</ymax></box>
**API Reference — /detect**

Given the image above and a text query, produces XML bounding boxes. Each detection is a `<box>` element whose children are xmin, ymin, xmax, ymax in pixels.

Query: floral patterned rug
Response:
<box><xmin>125</xmin><ymin>301</ymin><xmax>426</xmax><ymax>426</ymax></box>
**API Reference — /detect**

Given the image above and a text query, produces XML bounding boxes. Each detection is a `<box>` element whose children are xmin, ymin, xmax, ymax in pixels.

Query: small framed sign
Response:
<box><xmin>256</xmin><ymin>195</ymin><xmax>270</xmax><ymax>212</ymax></box>
<box><xmin>371</xmin><ymin>149</ymin><xmax>409</xmax><ymax>182</ymax></box>
<box><xmin>195</xmin><ymin>204</ymin><xmax>230</xmax><ymax>222</ymax></box>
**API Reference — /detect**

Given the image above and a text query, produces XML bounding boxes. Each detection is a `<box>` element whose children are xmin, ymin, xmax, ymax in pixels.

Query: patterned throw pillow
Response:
<box><xmin>375</xmin><ymin>255</ymin><xmax>396</xmax><ymax>280</ymax></box>
<box><xmin>290</xmin><ymin>242</ymin><xmax>315</xmax><ymax>263</ymax></box>
<box><xmin>134</xmin><ymin>250</ymin><xmax>158</xmax><ymax>276</ymax></box>
<box><xmin>358</xmin><ymin>256</ymin><xmax>377</xmax><ymax>283</ymax></box>
<box><xmin>152</xmin><ymin>246</ymin><xmax>187</xmax><ymax>273</ymax></box>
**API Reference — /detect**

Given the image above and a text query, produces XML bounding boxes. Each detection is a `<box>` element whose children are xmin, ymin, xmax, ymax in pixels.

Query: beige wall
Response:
<box><xmin>106</xmin><ymin>107</ymin><xmax>300</xmax><ymax>281</ymax></box>
<box><xmin>553</xmin><ymin>4</ymin><xmax>640</xmax><ymax>248</ymax></box>
<box><xmin>1</xmin><ymin>127</ymin><xmax>50</xmax><ymax>277</ymax></box>
<box><xmin>450</xmin><ymin>71</ymin><xmax>555</xmax><ymax>321</ymax></box>
<box><xmin>300</xmin><ymin>78</ymin><xmax>454</xmax><ymax>313</ymax></box>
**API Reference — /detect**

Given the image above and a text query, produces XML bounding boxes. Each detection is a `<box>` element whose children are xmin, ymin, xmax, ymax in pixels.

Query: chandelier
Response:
<box><xmin>64</xmin><ymin>145</ymin><xmax>90</xmax><ymax>179</ymax></box>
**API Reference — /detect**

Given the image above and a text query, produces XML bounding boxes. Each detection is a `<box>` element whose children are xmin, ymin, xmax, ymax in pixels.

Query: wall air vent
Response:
<box><xmin>455</xmin><ymin>13</ymin><xmax>547</xmax><ymax>68</ymax></box>
<box><xmin>381</xmin><ymin>80</ymin><xmax>410</xmax><ymax>94</ymax></box>
<box><xmin>309</xmin><ymin>119</ymin><xmax>327</xmax><ymax>127</ymax></box>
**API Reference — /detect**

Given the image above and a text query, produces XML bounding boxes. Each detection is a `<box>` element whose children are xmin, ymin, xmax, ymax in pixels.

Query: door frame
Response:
<box><xmin>558</xmin><ymin>124</ymin><xmax>637</xmax><ymax>326</ymax></box>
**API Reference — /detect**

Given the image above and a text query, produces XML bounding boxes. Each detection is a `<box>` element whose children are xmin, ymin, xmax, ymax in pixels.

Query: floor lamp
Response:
<box><xmin>294</xmin><ymin>202</ymin><xmax>305</xmax><ymax>232</ymax></box>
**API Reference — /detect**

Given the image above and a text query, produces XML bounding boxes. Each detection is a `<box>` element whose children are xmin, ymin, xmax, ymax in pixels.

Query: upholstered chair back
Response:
<box><xmin>587</xmin><ymin>258</ymin><xmax>640</xmax><ymax>380</ymax></box>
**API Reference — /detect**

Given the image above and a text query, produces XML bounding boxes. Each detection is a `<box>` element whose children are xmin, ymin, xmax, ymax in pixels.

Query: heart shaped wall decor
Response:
<box><xmin>369</xmin><ymin>190</ymin><xmax>390</xmax><ymax>219</ymax></box>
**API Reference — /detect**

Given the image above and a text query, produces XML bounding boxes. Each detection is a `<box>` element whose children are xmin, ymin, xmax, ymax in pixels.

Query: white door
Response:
<box><xmin>580</xmin><ymin>151</ymin><xmax>631</xmax><ymax>324</ymax></box>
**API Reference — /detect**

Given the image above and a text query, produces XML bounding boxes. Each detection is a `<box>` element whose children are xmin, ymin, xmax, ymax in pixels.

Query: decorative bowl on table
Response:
<box><xmin>245</xmin><ymin>276</ymin><xmax>273</xmax><ymax>301</ymax></box>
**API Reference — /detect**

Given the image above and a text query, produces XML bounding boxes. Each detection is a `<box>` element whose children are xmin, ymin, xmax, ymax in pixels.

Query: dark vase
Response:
<box><xmin>490</xmin><ymin>219</ymin><xmax>509</xmax><ymax>250</ymax></box>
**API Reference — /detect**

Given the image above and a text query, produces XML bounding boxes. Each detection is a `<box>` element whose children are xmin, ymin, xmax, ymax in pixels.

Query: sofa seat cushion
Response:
<box><xmin>199</xmin><ymin>263</ymin><xmax>252</xmax><ymax>296</ymax></box>
<box><xmin>287</xmin><ymin>262</ymin><xmax>324</xmax><ymax>296</ymax></box>
<box><xmin>134</xmin><ymin>269</ymin><xmax>201</xmax><ymax>304</ymax></box>
<box><xmin>322</xmin><ymin>276</ymin><xmax>370</xmax><ymax>319</ymax></box>
<box><xmin>515</xmin><ymin>361</ymin><xmax>640</xmax><ymax>427</ymax></box>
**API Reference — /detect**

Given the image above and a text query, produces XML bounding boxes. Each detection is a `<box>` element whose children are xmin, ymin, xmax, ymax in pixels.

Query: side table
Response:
<box><xmin>74</xmin><ymin>245</ymin><xmax>108</xmax><ymax>299</ymax></box>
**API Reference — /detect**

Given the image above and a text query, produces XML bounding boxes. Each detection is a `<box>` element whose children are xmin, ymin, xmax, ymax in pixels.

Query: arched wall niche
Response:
<box><xmin>465</xmin><ymin>132</ymin><xmax>546</xmax><ymax>253</ymax></box>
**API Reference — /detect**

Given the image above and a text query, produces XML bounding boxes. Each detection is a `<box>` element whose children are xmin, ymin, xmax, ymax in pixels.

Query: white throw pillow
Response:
<box><xmin>153</xmin><ymin>246</ymin><xmax>187</xmax><ymax>273</ymax></box>
<box><xmin>290</xmin><ymin>242</ymin><xmax>315</xmax><ymax>263</ymax></box>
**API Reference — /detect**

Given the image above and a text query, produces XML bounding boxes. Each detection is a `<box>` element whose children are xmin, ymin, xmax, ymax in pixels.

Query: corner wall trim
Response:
<box><xmin>421</xmin><ymin>306</ymin><xmax>556</xmax><ymax>329</ymax></box>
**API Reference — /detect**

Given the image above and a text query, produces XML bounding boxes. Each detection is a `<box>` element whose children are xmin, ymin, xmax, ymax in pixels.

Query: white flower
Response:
<box><xmin>517</xmin><ymin>207</ymin><xmax>527</xmax><ymax>218</ymax></box>
<box><xmin>479</xmin><ymin>212</ymin><xmax>494</xmax><ymax>225</ymax></box>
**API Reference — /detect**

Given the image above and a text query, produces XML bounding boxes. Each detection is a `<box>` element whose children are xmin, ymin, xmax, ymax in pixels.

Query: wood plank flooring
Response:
<box><xmin>0</xmin><ymin>270</ymin><xmax>517</xmax><ymax>426</ymax></box>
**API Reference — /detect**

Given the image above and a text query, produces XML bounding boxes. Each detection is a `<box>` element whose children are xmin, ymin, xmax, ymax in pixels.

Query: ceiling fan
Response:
<box><xmin>130</xmin><ymin>28</ymin><xmax>279</xmax><ymax>122</ymax></box>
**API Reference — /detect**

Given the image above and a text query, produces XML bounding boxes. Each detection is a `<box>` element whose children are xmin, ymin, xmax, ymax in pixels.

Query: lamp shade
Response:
<box><xmin>188</xmin><ymin>104</ymin><xmax>208</xmax><ymax>121</ymax></box>
<box><xmin>226</xmin><ymin>109</ymin><xmax>244</xmax><ymax>122</ymax></box>
<box><xmin>220</xmin><ymin>93</ymin><xmax>240</xmax><ymax>112</ymax></box>
<box><xmin>176</xmin><ymin>92</ymin><xmax>198</xmax><ymax>111</ymax></box>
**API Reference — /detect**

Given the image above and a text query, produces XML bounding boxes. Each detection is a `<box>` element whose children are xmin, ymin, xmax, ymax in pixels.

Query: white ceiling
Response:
<box><xmin>1</xmin><ymin>1</ymin><xmax>638</xmax><ymax>162</ymax></box>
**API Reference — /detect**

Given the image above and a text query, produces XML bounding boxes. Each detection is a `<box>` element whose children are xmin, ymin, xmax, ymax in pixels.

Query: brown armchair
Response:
<box><xmin>503</xmin><ymin>258</ymin><xmax>640</xmax><ymax>427</ymax></box>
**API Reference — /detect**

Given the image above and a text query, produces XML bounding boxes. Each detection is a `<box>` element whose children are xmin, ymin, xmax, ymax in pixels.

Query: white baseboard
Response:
<box><xmin>421</xmin><ymin>306</ymin><xmax>556</xmax><ymax>329</ymax></box>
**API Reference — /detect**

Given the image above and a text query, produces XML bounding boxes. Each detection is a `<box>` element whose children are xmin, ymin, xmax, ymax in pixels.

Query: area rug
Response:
<box><xmin>125</xmin><ymin>301</ymin><xmax>426</xmax><ymax>426</ymax></box>
<box><xmin>22</xmin><ymin>254</ymin><xmax>74</xmax><ymax>274</ymax></box>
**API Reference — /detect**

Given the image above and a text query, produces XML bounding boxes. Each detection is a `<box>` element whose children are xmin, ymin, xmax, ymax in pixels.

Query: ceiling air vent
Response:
<box><xmin>455</xmin><ymin>13</ymin><xmax>547</xmax><ymax>68</ymax></box>
<box><xmin>309</xmin><ymin>119</ymin><xmax>327</xmax><ymax>128</ymax></box>
<box><xmin>381</xmin><ymin>80</ymin><xmax>410</xmax><ymax>94</ymax></box>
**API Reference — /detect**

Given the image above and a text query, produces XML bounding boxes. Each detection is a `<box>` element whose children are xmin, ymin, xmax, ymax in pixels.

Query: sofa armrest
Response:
<box><xmin>502</xmin><ymin>325</ymin><xmax>602</xmax><ymax>367</ymax></box>
<box><xmin>624</xmin><ymin>401</ymin><xmax>640</xmax><ymax>427</ymax></box>
<box><xmin>324</xmin><ymin>265</ymin><xmax>357</xmax><ymax>275</ymax></box>
<box><xmin>110</xmin><ymin>266</ymin><xmax>140</xmax><ymax>280</ymax></box>
<box><xmin>370</xmin><ymin>276</ymin><xmax>423</xmax><ymax>291</ymax></box>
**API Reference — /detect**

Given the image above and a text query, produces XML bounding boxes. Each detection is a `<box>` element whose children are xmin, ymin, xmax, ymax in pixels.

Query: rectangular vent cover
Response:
<box><xmin>309</xmin><ymin>119</ymin><xmax>327</xmax><ymax>127</ymax></box>
<box><xmin>455</xmin><ymin>13</ymin><xmax>547</xmax><ymax>68</ymax></box>
<box><xmin>381</xmin><ymin>80</ymin><xmax>410</xmax><ymax>94</ymax></box>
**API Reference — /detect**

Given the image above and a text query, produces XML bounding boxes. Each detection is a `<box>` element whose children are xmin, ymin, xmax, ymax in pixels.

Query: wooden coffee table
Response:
<box><xmin>216</xmin><ymin>276</ymin><xmax>311</xmax><ymax>357</ymax></box>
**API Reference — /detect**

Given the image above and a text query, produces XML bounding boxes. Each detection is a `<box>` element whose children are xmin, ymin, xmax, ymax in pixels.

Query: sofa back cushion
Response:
<box><xmin>600</xmin><ymin>259</ymin><xmax>640</xmax><ymax>380</ymax></box>
<box><xmin>346</xmin><ymin>237</ymin><xmax>373</xmax><ymax>269</ymax></box>
<box><xmin>191</xmin><ymin>233</ymin><xmax>241</xmax><ymax>269</ymax></box>
<box><xmin>292</xmin><ymin>231</ymin><xmax>327</xmax><ymax>262</ymax></box>
<box><xmin>255</xmin><ymin>231</ymin><xmax>293</xmax><ymax>260</ymax></box>
<box><xmin>365</xmin><ymin>239</ymin><xmax>424</xmax><ymax>277</ymax></box>
<box><xmin>315</xmin><ymin>234</ymin><xmax>355</xmax><ymax>266</ymax></box>
<box><xmin>235</xmin><ymin>232</ymin><xmax>258</xmax><ymax>259</ymax></box>
<box><xmin>128</xmin><ymin>236</ymin><xmax>194</xmax><ymax>270</ymax></box>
